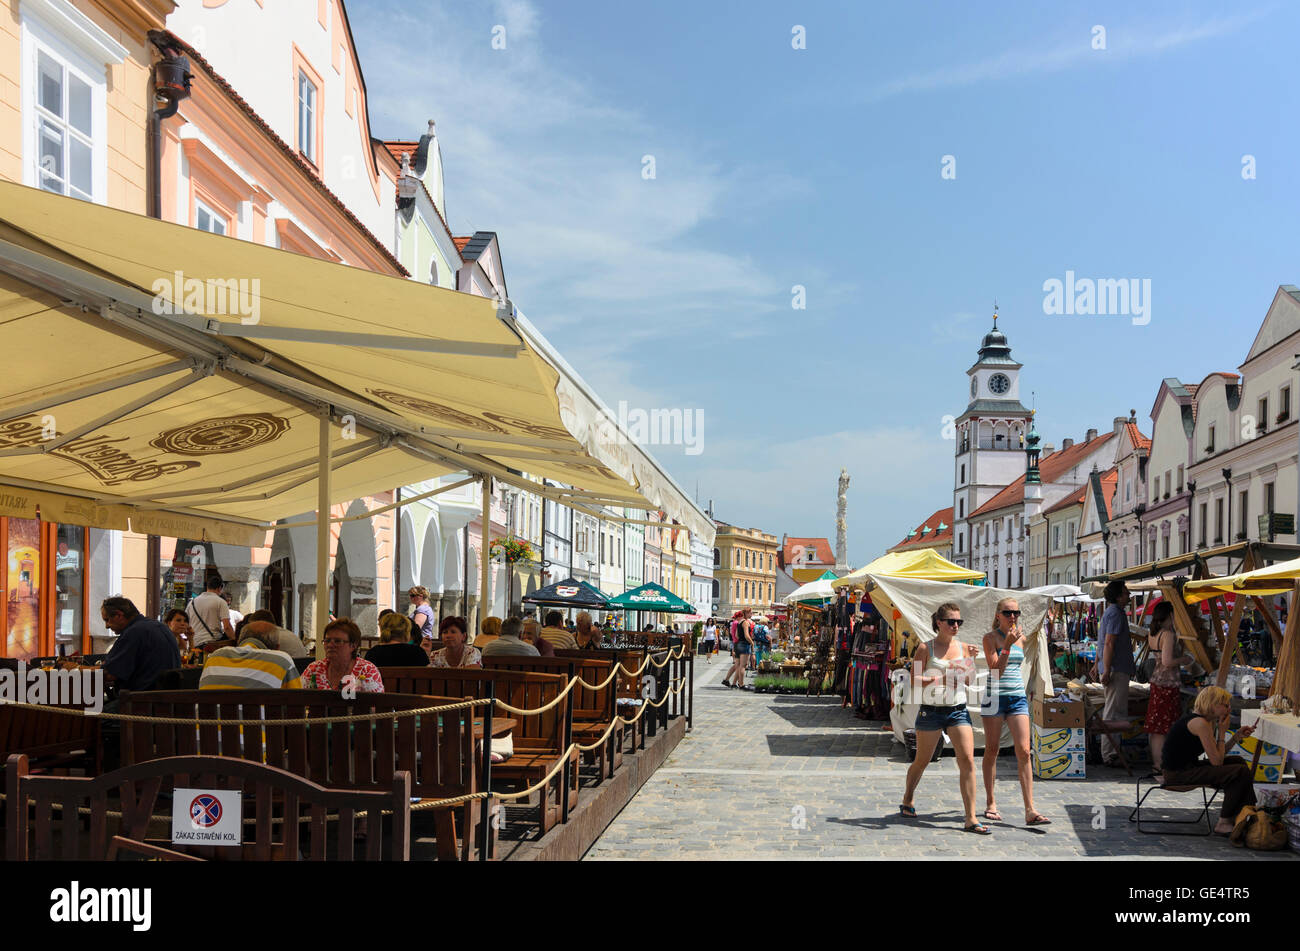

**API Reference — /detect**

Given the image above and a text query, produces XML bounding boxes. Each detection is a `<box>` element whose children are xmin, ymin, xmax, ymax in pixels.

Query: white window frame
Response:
<box><xmin>194</xmin><ymin>197</ymin><xmax>229</xmax><ymax>235</ymax></box>
<box><xmin>20</xmin><ymin>4</ymin><xmax>121</xmax><ymax>206</ymax></box>
<box><xmin>297</xmin><ymin>69</ymin><xmax>318</xmax><ymax>164</ymax></box>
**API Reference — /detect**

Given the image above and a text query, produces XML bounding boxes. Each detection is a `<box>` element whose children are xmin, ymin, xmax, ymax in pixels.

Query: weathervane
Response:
<box><xmin>992</xmin><ymin>300</ymin><xmax>999</xmax><ymax>328</ymax></box>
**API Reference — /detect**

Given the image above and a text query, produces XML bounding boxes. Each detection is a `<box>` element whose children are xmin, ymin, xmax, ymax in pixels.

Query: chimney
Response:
<box><xmin>1042</xmin><ymin>443</ymin><xmax>1055</xmax><ymax>458</ymax></box>
<box><xmin>1061</xmin><ymin>438</ymin><xmax>1074</xmax><ymax>450</ymax></box>
<box><xmin>1113</xmin><ymin>416</ymin><xmax>1127</xmax><ymax>436</ymax></box>
<box><xmin>1086</xmin><ymin>428</ymin><xmax>1098</xmax><ymax>441</ymax></box>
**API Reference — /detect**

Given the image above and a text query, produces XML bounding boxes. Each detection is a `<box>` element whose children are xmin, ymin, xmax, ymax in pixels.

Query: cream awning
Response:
<box><xmin>0</xmin><ymin>182</ymin><xmax>712</xmax><ymax>545</ymax></box>
<box><xmin>1182</xmin><ymin>556</ymin><xmax>1300</xmax><ymax>604</ymax></box>
<box><xmin>832</xmin><ymin>548</ymin><xmax>985</xmax><ymax>590</ymax></box>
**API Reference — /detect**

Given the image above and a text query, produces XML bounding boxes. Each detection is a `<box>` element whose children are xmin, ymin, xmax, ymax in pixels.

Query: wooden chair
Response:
<box><xmin>6</xmin><ymin>752</ymin><xmax>410</xmax><ymax>861</ymax></box>
<box><xmin>119</xmin><ymin>689</ymin><xmax>486</xmax><ymax>861</ymax></box>
<box><xmin>470</xmin><ymin>663</ymin><xmax>577</xmax><ymax>834</ymax></box>
<box><xmin>0</xmin><ymin>694</ymin><xmax>101</xmax><ymax>776</ymax></box>
<box><xmin>535</xmin><ymin>652</ymin><xmax>624</xmax><ymax>780</ymax></box>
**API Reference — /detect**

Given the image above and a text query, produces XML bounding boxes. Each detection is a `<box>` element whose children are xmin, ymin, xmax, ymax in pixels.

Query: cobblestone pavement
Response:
<box><xmin>585</xmin><ymin>658</ymin><xmax>1295</xmax><ymax>860</ymax></box>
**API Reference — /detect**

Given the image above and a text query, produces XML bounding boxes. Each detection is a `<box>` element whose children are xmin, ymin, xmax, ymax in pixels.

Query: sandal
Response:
<box><xmin>899</xmin><ymin>804</ymin><xmax>917</xmax><ymax>818</ymax></box>
<box><xmin>963</xmin><ymin>822</ymin><xmax>993</xmax><ymax>835</ymax></box>
<box><xmin>1026</xmin><ymin>814</ymin><xmax>1052</xmax><ymax>826</ymax></box>
<box><xmin>983</xmin><ymin>808</ymin><xmax>1003</xmax><ymax>821</ymax></box>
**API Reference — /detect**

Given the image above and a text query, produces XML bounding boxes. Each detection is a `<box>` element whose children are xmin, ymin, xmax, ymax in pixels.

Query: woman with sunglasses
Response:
<box><xmin>901</xmin><ymin>602</ymin><xmax>988</xmax><ymax>834</ymax></box>
<box><xmin>980</xmin><ymin>598</ymin><xmax>1049</xmax><ymax>826</ymax></box>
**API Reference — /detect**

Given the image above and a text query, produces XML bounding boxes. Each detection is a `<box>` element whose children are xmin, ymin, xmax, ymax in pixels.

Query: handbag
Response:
<box><xmin>1229</xmin><ymin>805</ymin><xmax>1289</xmax><ymax>851</ymax></box>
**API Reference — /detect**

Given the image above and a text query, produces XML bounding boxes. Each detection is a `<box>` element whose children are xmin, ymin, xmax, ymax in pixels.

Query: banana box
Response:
<box><xmin>1031</xmin><ymin>723</ymin><xmax>1085</xmax><ymax>756</ymax></box>
<box><xmin>1226</xmin><ymin>730</ymin><xmax>1287</xmax><ymax>783</ymax></box>
<box><xmin>1032</xmin><ymin>748</ymin><xmax>1086</xmax><ymax>780</ymax></box>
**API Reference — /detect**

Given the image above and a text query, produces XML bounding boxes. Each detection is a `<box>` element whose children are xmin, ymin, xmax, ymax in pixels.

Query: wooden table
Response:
<box><xmin>473</xmin><ymin>717</ymin><xmax>516</xmax><ymax>739</ymax></box>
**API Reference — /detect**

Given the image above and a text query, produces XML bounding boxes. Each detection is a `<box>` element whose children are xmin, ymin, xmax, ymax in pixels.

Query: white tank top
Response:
<box><xmin>925</xmin><ymin>642</ymin><xmax>973</xmax><ymax>707</ymax></box>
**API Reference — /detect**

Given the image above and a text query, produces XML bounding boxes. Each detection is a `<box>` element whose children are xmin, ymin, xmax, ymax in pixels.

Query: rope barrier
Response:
<box><xmin>3</xmin><ymin>642</ymin><xmax>690</xmax><ymax>728</ymax></box>
<box><xmin>490</xmin><ymin>674</ymin><xmax>579</xmax><ymax>716</ymax></box>
<box><xmin>0</xmin><ymin>697</ymin><xmax>491</xmax><ymax>726</ymax></box>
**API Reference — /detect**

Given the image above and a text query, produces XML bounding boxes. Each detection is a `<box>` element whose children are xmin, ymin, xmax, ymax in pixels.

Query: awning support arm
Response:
<box><xmin>0</xmin><ymin>366</ymin><xmax>212</xmax><ymax>458</ymax></box>
<box><xmin>0</xmin><ymin>358</ymin><xmax>197</xmax><ymax>420</ymax></box>
<box><xmin>274</xmin><ymin>476</ymin><xmax>477</xmax><ymax>529</ymax></box>
<box><xmin>165</xmin><ymin>314</ymin><xmax>524</xmax><ymax>359</ymax></box>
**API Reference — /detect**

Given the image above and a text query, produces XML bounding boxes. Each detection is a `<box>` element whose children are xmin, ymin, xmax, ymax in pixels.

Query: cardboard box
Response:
<box><xmin>1226</xmin><ymin>730</ymin><xmax>1287</xmax><ymax>783</ymax></box>
<box><xmin>1033</xmin><ymin>697</ymin><xmax>1085</xmax><ymax>729</ymax></box>
<box><xmin>1032</xmin><ymin>748</ymin><xmax>1085</xmax><ymax>779</ymax></box>
<box><xmin>1032</xmin><ymin>724</ymin><xmax>1085</xmax><ymax>756</ymax></box>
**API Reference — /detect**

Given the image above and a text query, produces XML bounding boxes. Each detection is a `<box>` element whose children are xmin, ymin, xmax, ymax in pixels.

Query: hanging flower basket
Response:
<box><xmin>489</xmin><ymin>538</ymin><xmax>535</xmax><ymax>564</ymax></box>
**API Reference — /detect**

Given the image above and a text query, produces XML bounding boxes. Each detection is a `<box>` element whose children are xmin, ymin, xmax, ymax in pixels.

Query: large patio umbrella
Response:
<box><xmin>522</xmin><ymin>577</ymin><xmax>612</xmax><ymax>610</ymax></box>
<box><xmin>785</xmin><ymin>577</ymin><xmax>835</xmax><ymax>606</ymax></box>
<box><xmin>606</xmin><ymin>582</ymin><xmax>695</xmax><ymax>614</ymax></box>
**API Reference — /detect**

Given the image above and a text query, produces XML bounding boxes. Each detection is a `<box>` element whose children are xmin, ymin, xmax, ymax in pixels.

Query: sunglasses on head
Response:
<box><xmin>1000</xmin><ymin>610</ymin><xmax>1021</xmax><ymax>618</ymax></box>
<box><xmin>939</xmin><ymin>617</ymin><xmax>963</xmax><ymax>627</ymax></box>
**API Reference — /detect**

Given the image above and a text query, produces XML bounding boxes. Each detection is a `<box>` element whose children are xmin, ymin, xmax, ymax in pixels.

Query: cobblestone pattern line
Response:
<box><xmin>584</xmin><ymin>658</ymin><xmax>1295</xmax><ymax>860</ymax></box>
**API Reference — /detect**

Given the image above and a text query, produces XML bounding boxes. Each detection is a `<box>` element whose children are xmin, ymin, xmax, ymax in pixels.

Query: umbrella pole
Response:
<box><xmin>480</xmin><ymin>475</ymin><xmax>491</xmax><ymax>624</ymax></box>
<box><xmin>314</xmin><ymin>408</ymin><xmax>331</xmax><ymax>660</ymax></box>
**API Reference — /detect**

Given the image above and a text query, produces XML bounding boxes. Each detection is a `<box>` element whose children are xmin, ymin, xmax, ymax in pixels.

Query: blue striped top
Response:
<box><xmin>992</xmin><ymin>643</ymin><xmax>1025</xmax><ymax>697</ymax></box>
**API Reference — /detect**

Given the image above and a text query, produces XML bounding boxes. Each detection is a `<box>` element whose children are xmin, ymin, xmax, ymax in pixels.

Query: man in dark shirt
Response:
<box><xmin>102</xmin><ymin>596</ymin><xmax>182</xmax><ymax>692</ymax></box>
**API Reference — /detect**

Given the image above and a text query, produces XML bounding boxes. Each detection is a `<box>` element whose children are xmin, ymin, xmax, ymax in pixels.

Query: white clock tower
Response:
<box><xmin>951</xmin><ymin>311</ymin><xmax>1033</xmax><ymax>567</ymax></box>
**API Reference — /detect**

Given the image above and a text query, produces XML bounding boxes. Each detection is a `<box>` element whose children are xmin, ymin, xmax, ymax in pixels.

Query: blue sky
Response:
<box><xmin>350</xmin><ymin>0</ymin><xmax>1300</xmax><ymax>563</ymax></box>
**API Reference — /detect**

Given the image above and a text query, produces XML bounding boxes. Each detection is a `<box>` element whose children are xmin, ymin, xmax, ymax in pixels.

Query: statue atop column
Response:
<box><xmin>835</xmin><ymin>468</ymin><xmax>850</xmax><ymax>571</ymax></box>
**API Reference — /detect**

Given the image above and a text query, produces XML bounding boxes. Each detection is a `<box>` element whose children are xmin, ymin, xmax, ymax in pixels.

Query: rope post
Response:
<box><xmin>561</xmin><ymin>675</ymin><xmax>573</xmax><ymax>824</ymax></box>
<box><xmin>644</xmin><ymin>646</ymin><xmax>656</xmax><ymax>740</ymax></box>
<box><xmin>688</xmin><ymin>643</ymin><xmax>694</xmax><ymax>730</ymax></box>
<box><xmin>479</xmin><ymin>681</ymin><xmax>495</xmax><ymax>861</ymax></box>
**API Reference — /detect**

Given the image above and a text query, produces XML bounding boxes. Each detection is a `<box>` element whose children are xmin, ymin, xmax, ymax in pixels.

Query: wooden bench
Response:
<box><xmin>118</xmin><ymin>689</ymin><xmax>489</xmax><ymax>861</ymax></box>
<box><xmin>551</xmin><ymin>651</ymin><xmax>625</xmax><ymax>778</ymax></box>
<box><xmin>382</xmin><ymin>667</ymin><xmax>577</xmax><ymax>835</ymax></box>
<box><xmin>5</xmin><ymin>752</ymin><xmax>410</xmax><ymax>861</ymax></box>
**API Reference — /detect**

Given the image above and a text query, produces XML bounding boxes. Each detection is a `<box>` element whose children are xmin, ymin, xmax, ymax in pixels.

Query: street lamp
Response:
<box><xmin>1222</xmin><ymin>467</ymin><xmax>1233</xmax><ymax>542</ymax></box>
<box><xmin>1187</xmin><ymin>479</ymin><xmax>1197</xmax><ymax>551</ymax></box>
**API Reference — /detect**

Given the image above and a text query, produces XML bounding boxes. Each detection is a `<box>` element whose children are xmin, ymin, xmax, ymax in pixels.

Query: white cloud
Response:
<box><xmin>863</xmin><ymin>11</ymin><xmax>1269</xmax><ymax>103</ymax></box>
<box><xmin>691</xmin><ymin>425</ymin><xmax>954</xmax><ymax>563</ymax></box>
<box><xmin>358</xmin><ymin>1</ymin><xmax>795</xmax><ymax>353</ymax></box>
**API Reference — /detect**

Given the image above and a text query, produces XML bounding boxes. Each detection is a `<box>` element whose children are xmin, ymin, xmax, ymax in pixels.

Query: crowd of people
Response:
<box><xmin>93</xmin><ymin>580</ymin><xmax>623</xmax><ymax>701</ymax></box>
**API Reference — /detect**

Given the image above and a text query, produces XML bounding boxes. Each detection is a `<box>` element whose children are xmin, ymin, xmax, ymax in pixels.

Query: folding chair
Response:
<box><xmin>1129</xmin><ymin>774</ymin><xmax>1220</xmax><ymax>835</ymax></box>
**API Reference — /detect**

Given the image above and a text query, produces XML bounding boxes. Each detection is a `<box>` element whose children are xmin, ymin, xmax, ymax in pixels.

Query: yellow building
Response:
<box><xmin>0</xmin><ymin>0</ymin><xmax>173</xmax><ymax>654</ymax></box>
<box><xmin>712</xmin><ymin>521</ymin><xmax>778</xmax><ymax>618</ymax></box>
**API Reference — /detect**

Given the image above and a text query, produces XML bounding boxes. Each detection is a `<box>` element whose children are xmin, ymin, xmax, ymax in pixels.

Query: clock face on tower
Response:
<box><xmin>989</xmin><ymin>373</ymin><xmax>1010</xmax><ymax>395</ymax></box>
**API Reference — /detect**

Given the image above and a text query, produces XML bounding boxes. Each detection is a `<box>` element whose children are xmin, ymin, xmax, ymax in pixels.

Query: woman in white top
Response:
<box><xmin>900</xmin><ymin>602</ymin><xmax>988</xmax><ymax>834</ymax></box>
<box><xmin>702</xmin><ymin>619</ymin><xmax>717</xmax><ymax>663</ymax></box>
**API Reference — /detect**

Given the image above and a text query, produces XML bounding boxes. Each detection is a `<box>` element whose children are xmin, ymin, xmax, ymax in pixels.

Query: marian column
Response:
<box><xmin>835</xmin><ymin>468</ymin><xmax>850</xmax><ymax>572</ymax></box>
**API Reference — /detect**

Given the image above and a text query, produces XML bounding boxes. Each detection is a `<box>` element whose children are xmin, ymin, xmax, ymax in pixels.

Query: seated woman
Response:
<box><xmin>163</xmin><ymin>608</ymin><xmax>191</xmax><ymax>653</ymax></box>
<box><xmin>302</xmin><ymin>618</ymin><xmax>384</xmax><ymax>692</ymax></box>
<box><xmin>430</xmin><ymin>616</ymin><xmax>483</xmax><ymax>668</ymax></box>
<box><xmin>1161</xmin><ymin>685</ymin><xmax>1257</xmax><ymax>835</ymax></box>
<box><xmin>475</xmin><ymin>616</ymin><xmax>502</xmax><ymax>651</ymax></box>
<box><xmin>366</xmin><ymin>612</ymin><xmax>431</xmax><ymax>667</ymax></box>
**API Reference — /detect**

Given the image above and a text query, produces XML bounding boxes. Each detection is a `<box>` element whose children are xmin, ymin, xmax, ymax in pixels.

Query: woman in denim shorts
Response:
<box><xmin>980</xmin><ymin>598</ymin><xmax>1049</xmax><ymax>826</ymax></box>
<box><xmin>900</xmin><ymin>602</ymin><xmax>988</xmax><ymax>834</ymax></box>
